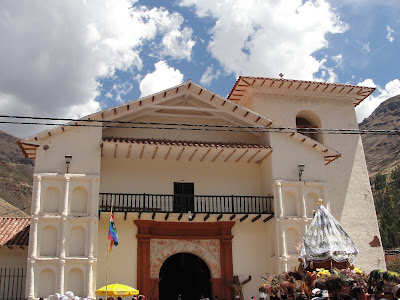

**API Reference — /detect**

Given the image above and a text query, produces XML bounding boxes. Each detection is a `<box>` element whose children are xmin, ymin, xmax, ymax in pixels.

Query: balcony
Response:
<box><xmin>99</xmin><ymin>193</ymin><xmax>274</xmax><ymax>222</ymax></box>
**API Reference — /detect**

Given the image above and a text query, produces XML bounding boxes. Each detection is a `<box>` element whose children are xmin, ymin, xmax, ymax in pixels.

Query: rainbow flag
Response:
<box><xmin>108</xmin><ymin>212</ymin><xmax>119</xmax><ymax>252</ymax></box>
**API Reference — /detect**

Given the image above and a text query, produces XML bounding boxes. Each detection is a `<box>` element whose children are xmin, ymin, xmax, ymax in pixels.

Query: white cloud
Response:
<box><xmin>139</xmin><ymin>61</ymin><xmax>184</xmax><ymax>97</ymax></box>
<box><xmin>362</xmin><ymin>42</ymin><xmax>370</xmax><ymax>53</ymax></box>
<box><xmin>332</xmin><ymin>54</ymin><xmax>344</xmax><ymax>70</ymax></box>
<box><xmin>356</xmin><ymin>79</ymin><xmax>400</xmax><ymax>122</ymax></box>
<box><xmin>180</xmin><ymin>0</ymin><xmax>347</xmax><ymax>80</ymax></box>
<box><xmin>112</xmin><ymin>82</ymin><xmax>133</xmax><ymax>103</ymax></box>
<box><xmin>141</xmin><ymin>8</ymin><xmax>196</xmax><ymax>61</ymax></box>
<box><xmin>200</xmin><ymin>66</ymin><xmax>221</xmax><ymax>86</ymax></box>
<box><xmin>0</xmin><ymin>0</ymin><xmax>193</xmax><ymax>137</ymax></box>
<box><xmin>387</xmin><ymin>25</ymin><xmax>395</xmax><ymax>42</ymax></box>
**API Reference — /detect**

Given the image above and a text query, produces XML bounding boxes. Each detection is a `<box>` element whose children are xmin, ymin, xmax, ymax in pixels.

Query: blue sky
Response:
<box><xmin>0</xmin><ymin>0</ymin><xmax>399</xmax><ymax>138</ymax></box>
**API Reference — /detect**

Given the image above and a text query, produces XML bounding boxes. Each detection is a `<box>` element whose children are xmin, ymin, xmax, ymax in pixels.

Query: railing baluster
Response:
<box><xmin>98</xmin><ymin>193</ymin><xmax>274</xmax><ymax>216</ymax></box>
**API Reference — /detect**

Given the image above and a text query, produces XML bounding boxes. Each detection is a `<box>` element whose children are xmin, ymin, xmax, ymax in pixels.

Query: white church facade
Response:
<box><xmin>17</xmin><ymin>76</ymin><xmax>386</xmax><ymax>299</ymax></box>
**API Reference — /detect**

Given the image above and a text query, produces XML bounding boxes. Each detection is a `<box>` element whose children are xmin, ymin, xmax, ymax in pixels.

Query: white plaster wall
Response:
<box><xmin>96</xmin><ymin>214</ymin><xmax>275</xmax><ymax>300</ymax></box>
<box><xmin>269</xmin><ymin>132</ymin><xmax>326</xmax><ymax>182</ymax></box>
<box><xmin>251</xmin><ymin>91</ymin><xmax>385</xmax><ymax>271</ymax></box>
<box><xmin>0</xmin><ymin>247</ymin><xmax>28</xmax><ymax>268</ymax></box>
<box><xmin>34</xmin><ymin>126</ymin><xmax>102</xmax><ymax>175</ymax></box>
<box><xmin>231</xmin><ymin>220</ymin><xmax>272</xmax><ymax>300</ymax></box>
<box><xmin>100</xmin><ymin>158</ymin><xmax>266</xmax><ymax>196</ymax></box>
<box><xmin>96</xmin><ymin>213</ymin><xmax>138</xmax><ymax>289</ymax></box>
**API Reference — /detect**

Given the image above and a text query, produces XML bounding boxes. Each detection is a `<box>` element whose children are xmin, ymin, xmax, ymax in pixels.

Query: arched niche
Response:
<box><xmin>43</xmin><ymin>187</ymin><xmax>60</xmax><ymax>214</ymax></box>
<box><xmin>40</xmin><ymin>226</ymin><xmax>58</xmax><ymax>257</ymax></box>
<box><xmin>70</xmin><ymin>186</ymin><xmax>88</xmax><ymax>215</ymax></box>
<box><xmin>67</xmin><ymin>268</ymin><xmax>84</xmax><ymax>297</ymax></box>
<box><xmin>68</xmin><ymin>226</ymin><xmax>86</xmax><ymax>257</ymax></box>
<box><xmin>296</xmin><ymin>110</ymin><xmax>323</xmax><ymax>144</ymax></box>
<box><xmin>284</xmin><ymin>191</ymin><xmax>298</xmax><ymax>217</ymax></box>
<box><xmin>306</xmin><ymin>192</ymin><xmax>319</xmax><ymax>218</ymax></box>
<box><xmin>286</xmin><ymin>227</ymin><xmax>300</xmax><ymax>255</ymax></box>
<box><xmin>38</xmin><ymin>268</ymin><xmax>55</xmax><ymax>298</ymax></box>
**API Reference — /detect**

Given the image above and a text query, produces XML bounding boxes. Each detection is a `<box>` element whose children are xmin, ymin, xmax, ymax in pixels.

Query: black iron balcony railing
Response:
<box><xmin>99</xmin><ymin>193</ymin><xmax>273</xmax><ymax>215</ymax></box>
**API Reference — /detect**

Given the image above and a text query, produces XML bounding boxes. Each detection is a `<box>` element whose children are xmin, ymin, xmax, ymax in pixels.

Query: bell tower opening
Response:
<box><xmin>159</xmin><ymin>252</ymin><xmax>211</xmax><ymax>300</ymax></box>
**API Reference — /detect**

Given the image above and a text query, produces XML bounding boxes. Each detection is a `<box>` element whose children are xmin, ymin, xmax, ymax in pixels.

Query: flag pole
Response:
<box><xmin>105</xmin><ymin>199</ymin><xmax>114</xmax><ymax>300</ymax></box>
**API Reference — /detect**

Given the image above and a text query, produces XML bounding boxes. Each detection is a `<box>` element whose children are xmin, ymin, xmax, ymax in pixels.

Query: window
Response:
<box><xmin>173</xmin><ymin>182</ymin><xmax>194</xmax><ymax>213</ymax></box>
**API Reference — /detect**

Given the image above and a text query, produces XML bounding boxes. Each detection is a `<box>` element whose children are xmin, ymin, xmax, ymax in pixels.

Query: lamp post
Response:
<box><xmin>65</xmin><ymin>155</ymin><xmax>72</xmax><ymax>173</ymax></box>
<box><xmin>298</xmin><ymin>163</ymin><xmax>305</xmax><ymax>181</ymax></box>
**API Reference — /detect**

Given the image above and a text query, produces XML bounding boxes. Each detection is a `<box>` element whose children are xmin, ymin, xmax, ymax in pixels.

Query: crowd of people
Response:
<box><xmin>258</xmin><ymin>269</ymin><xmax>400</xmax><ymax>300</ymax></box>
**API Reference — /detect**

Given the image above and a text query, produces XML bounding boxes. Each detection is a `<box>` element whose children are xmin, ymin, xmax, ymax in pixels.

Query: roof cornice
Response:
<box><xmin>228</xmin><ymin>76</ymin><xmax>375</xmax><ymax>107</ymax></box>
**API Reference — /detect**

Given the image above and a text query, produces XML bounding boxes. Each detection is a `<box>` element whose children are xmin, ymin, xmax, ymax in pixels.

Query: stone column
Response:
<box><xmin>59</xmin><ymin>259</ymin><xmax>65</xmax><ymax>295</ymax></box>
<box><xmin>89</xmin><ymin>177</ymin><xmax>96</xmax><ymax>217</ymax></box>
<box><xmin>275</xmin><ymin>181</ymin><xmax>284</xmax><ymax>218</ymax></box>
<box><xmin>88</xmin><ymin>220</ymin><xmax>97</xmax><ymax>258</ymax></box>
<box><xmin>33</xmin><ymin>175</ymin><xmax>42</xmax><ymax>216</ymax></box>
<box><xmin>29</xmin><ymin>217</ymin><xmax>39</xmax><ymax>258</ymax></box>
<box><xmin>59</xmin><ymin>219</ymin><xmax>67</xmax><ymax>259</ymax></box>
<box><xmin>61</xmin><ymin>176</ymin><xmax>70</xmax><ymax>217</ymax></box>
<box><xmin>300</xmin><ymin>182</ymin><xmax>306</xmax><ymax>218</ymax></box>
<box><xmin>87</xmin><ymin>258</ymin><xmax>95</xmax><ymax>299</ymax></box>
<box><xmin>26</xmin><ymin>258</ymin><xmax>35</xmax><ymax>300</ymax></box>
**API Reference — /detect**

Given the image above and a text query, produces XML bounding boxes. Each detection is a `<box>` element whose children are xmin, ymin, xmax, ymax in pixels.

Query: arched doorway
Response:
<box><xmin>159</xmin><ymin>253</ymin><xmax>211</xmax><ymax>300</ymax></box>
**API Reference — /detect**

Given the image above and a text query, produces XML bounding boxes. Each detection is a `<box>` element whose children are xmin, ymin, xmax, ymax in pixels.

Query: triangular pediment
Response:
<box><xmin>18</xmin><ymin>80</ymin><xmax>341</xmax><ymax>164</ymax></box>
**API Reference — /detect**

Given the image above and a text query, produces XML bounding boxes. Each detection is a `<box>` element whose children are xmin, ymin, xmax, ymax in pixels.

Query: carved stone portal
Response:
<box><xmin>150</xmin><ymin>239</ymin><xmax>221</xmax><ymax>278</ymax></box>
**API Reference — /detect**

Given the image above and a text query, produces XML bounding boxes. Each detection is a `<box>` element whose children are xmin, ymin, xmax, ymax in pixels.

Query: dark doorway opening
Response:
<box><xmin>159</xmin><ymin>253</ymin><xmax>211</xmax><ymax>300</ymax></box>
<box><xmin>173</xmin><ymin>182</ymin><xmax>194</xmax><ymax>213</ymax></box>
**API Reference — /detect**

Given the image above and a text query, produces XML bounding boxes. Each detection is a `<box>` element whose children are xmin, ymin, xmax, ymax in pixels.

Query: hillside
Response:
<box><xmin>0</xmin><ymin>130</ymin><xmax>33</xmax><ymax>216</ymax></box>
<box><xmin>360</xmin><ymin>94</ymin><xmax>400</xmax><ymax>176</ymax></box>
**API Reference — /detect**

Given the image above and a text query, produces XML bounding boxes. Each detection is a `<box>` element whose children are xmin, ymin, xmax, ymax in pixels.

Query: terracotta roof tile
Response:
<box><xmin>0</xmin><ymin>218</ymin><xmax>30</xmax><ymax>247</ymax></box>
<box><xmin>102</xmin><ymin>137</ymin><xmax>271</xmax><ymax>149</ymax></box>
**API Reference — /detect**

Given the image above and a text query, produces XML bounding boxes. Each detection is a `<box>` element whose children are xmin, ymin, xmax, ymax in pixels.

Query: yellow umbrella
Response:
<box><xmin>95</xmin><ymin>283</ymin><xmax>139</xmax><ymax>297</ymax></box>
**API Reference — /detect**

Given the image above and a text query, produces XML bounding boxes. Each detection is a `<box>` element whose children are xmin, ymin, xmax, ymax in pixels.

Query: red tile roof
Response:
<box><xmin>103</xmin><ymin>137</ymin><xmax>271</xmax><ymax>149</ymax></box>
<box><xmin>0</xmin><ymin>218</ymin><xmax>30</xmax><ymax>247</ymax></box>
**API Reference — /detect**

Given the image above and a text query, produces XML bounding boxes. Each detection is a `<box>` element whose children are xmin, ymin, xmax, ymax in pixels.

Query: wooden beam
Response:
<box><xmin>154</xmin><ymin>105</ymin><xmax>217</xmax><ymax>113</ymax></box>
<box><xmin>263</xmin><ymin>214</ymin><xmax>274</xmax><ymax>223</ymax></box>
<box><xmin>235</xmin><ymin>149</ymin><xmax>248</xmax><ymax>163</ymax></box>
<box><xmin>204</xmin><ymin>214</ymin><xmax>210</xmax><ymax>221</ymax></box>
<box><xmin>165</xmin><ymin>213</ymin><xmax>169</xmax><ymax>221</ymax></box>
<box><xmin>200</xmin><ymin>149</ymin><xmax>211</xmax><ymax>162</ymax></box>
<box><xmin>240</xmin><ymin>214</ymin><xmax>248</xmax><ymax>222</ymax></box>
<box><xmin>176</xmin><ymin>147</ymin><xmax>185</xmax><ymax>161</ymax></box>
<box><xmin>257</xmin><ymin>151</ymin><xmax>272</xmax><ymax>164</ymax></box>
<box><xmin>252</xmin><ymin>214</ymin><xmax>262</xmax><ymax>222</ymax></box>
<box><xmin>152</xmin><ymin>212</ymin><xmax>156</xmax><ymax>219</ymax></box>
<box><xmin>164</xmin><ymin>147</ymin><xmax>172</xmax><ymax>160</ymax></box>
<box><xmin>140</xmin><ymin>145</ymin><xmax>145</xmax><ymax>159</ymax></box>
<box><xmin>217</xmin><ymin>214</ymin><xmax>223</xmax><ymax>221</ymax></box>
<box><xmin>152</xmin><ymin>146</ymin><xmax>159</xmax><ymax>159</ymax></box>
<box><xmin>212</xmin><ymin>149</ymin><xmax>224</xmax><ymax>162</ymax></box>
<box><xmin>114</xmin><ymin>144</ymin><xmax>118</xmax><ymax>158</ymax></box>
<box><xmin>101</xmin><ymin>143</ymin><xmax>103</xmax><ymax>157</ymax></box>
<box><xmin>224</xmin><ymin>149</ymin><xmax>236</xmax><ymax>162</ymax></box>
<box><xmin>230</xmin><ymin>214</ymin><xmax>236</xmax><ymax>220</ymax></box>
<box><xmin>178</xmin><ymin>213</ymin><xmax>183</xmax><ymax>221</ymax></box>
<box><xmin>247</xmin><ymin>149</ymin><xmax>261</xmax><ymax>163</ymax></box>
<box><xmin>127</xmin><ymin>145</ymin><xmax>132</xmax><ymax>159</ymax></box>
<box><xmin>189</xmin><ymin>148</ymin><xmax>198</xmax><ymax>161</ymax></box>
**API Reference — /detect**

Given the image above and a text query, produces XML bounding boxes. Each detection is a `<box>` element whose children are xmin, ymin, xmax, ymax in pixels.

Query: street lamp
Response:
<box><xmin>298</xmin><ymin>163</ymin><xmax>305</xmax><ymax>181</ymax></box>
<box><xmin>65</xmin><ymin>155</ymin><xmax>72</xmax><ymax>173</ymax></box>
